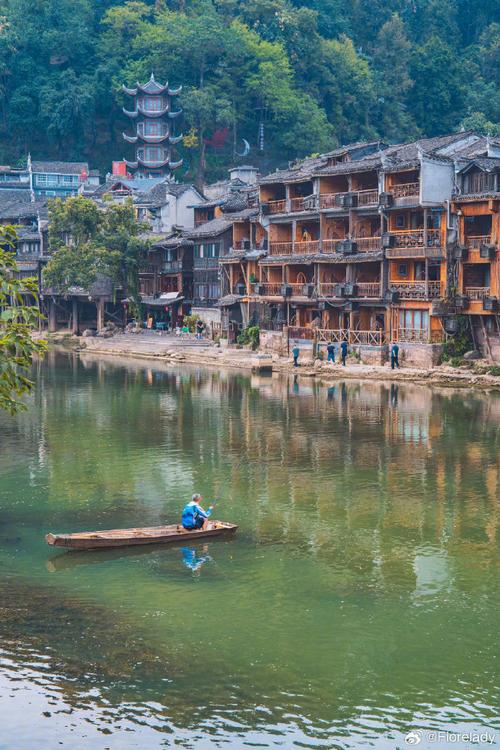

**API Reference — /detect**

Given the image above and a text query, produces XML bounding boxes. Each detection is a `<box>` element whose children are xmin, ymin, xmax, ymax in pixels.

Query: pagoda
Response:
<box><xmin>122</xmin><ymin>73</ymin><xmax>183</xmax><ymax>179</ymax></box>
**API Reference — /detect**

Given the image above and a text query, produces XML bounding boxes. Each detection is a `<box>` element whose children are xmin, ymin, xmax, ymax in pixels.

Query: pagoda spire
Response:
<box><xmin>122</xmin><ymin>72</ymin><xmax>183</xmax><ymax>179</ymax></box>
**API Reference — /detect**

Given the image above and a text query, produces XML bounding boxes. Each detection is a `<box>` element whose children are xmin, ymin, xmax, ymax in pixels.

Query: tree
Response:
<box><xmin>409</xmin><ymin>36</ymin><xmax>465</xmax><ymax>136</ymax></box>
<box><xmin>43</xmin><ymin>196</ymin><xmax>149</xmax><ymax>321</ymax></box>
<box><xmin>0</xmin><ymin>227</ymin><xmax>47</xmax><ymax>415</ymax></box>
<box><xmin>372</xmin><ymin>15</ymin><xmax>418</xmax><ymax>141</ymax></box>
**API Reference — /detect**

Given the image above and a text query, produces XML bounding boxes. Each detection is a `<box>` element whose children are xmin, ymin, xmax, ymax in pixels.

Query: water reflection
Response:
<box><xmin>0</xmin><ymin>350</ymin><xmax>498</xmax><ymax>749</ymax></box>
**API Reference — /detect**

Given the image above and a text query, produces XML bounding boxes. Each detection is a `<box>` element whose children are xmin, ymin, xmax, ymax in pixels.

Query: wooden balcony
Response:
<box><xmin>465</xmin><ymin>286</ymin><xmax>490</xmax><ymax>300</ymax></box>
<box><xmin>193</xmin><ymin>257</ymin><xmax>219</xmax><ymax>269</ymax></box>
<box><xmin>465</xmin><ymin>235</ymin><xmax>492</xmax><ymax>250</ymax></box>
<box><xmin>385</xmin><ymin>246</ymin><xmax>443</xmax><ymax>259</ymax></box>
<box><xmin>269</xmin><ymin>240</ymin><xmax>319</xmax><ymax>256</ymax></box>
<box><xmin>319</xmin><ymin>189</ymin><xmax>378</xmax><ymax>210</ymax></box>
<box><xmin>318</xmin><ymin>283</ymin><xmax>341</xmax><ymax>297</ymax></box>
<box><xmin>356</xmin><ymin>189</ymin><xmax>379</xmax><ymax>206</ymax></box>
<box><xmin>256</xmin><ymin>282</ymin><xmax>283</xmax><ymax>296</ymax></box>
<box><xmin>163</xmin><ymin>260</ymin><xmax>183</xmax><ymax>272</ymax></box>
<box><xmin>320</xmin><ymin>238</ymin><xmax>344</xmax><ymax>254</ymax></box>
<box><xmin>390</xmin><ymin>182</ymin><xmax>419</xmax><ymax>198</ymax></box>
<box><xmin>290</xmin><ymin>195</ymin><xmax>318</xmax><ymax>212</ymax></box>
<box><xmin>354</xmin><ymin>236</ymin><xmax>381</xmax><ymax>252</ymax></box>
<box><xmin>265</xmin><ymin>199</ymin><xmax>287</xmax><ymax>215</ymax></box>
<box><xmin>390</xmin><ymin>280</ymin><xmax>442</xmax><ymax>299</ymax></box>
<box><xmin>319</xmin><ymin>192</ymin><xmax>344</xmax><ymax>209</ymax></box>
<box><xmin>269</xmin><ymin>241</ymin><xmax>293</xmax><ymax>256</ymax></box>
<box><xmin>390</xmin><ymin>229</ymin><xmax>441</xmax><ymax>249</ymax></box>
<box><xmin>357</xmin><ymin>282</ymin><xmax>381</xmax><ymax>297</ymax></box>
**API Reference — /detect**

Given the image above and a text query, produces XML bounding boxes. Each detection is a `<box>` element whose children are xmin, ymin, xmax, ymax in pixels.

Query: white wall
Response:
<box><xmin>420</xmin><ymin>157</ymin><xmax>454</xmax><ymax>205</ymax></box>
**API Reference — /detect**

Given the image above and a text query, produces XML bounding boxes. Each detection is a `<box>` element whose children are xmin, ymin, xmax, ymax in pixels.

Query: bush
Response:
<box><xmin>183</xmin><ymin>313</ymin><xmax>200</xmax><ymax>332</ymax></box>
<box><xmin>236</xmin><ymin>325</ymin><xmax>260</xmax><ymax>350</ymax></box>
<box><xmin>442</xmin><ymin>316</ymin><xmax>473</xmax><ymax>361</ymax></box>
<box><xmin>488</xmin><ymin>365</ymin><xmax>500</xmax><ymax>376</ymax></box>
<box><xmin>449</xmin><ymin>356</ymin><xmax>465</xmax><ymax>368</ymax></box>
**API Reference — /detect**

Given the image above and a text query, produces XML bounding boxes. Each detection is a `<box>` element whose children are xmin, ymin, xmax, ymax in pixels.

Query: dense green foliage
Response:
<box><xmin>43</xmin><ymin>196</ymin><xmax>149</xmax><ymax>319</ymax></box>
<box><xmin>0</xmin><ymin>0</ymin><xmax>498</xmax><ymax>180</ymax></box>
<box><xmin>0</xmin><ymin>227</ymin><xmax>47</xmax><ymax>414</ymax></box>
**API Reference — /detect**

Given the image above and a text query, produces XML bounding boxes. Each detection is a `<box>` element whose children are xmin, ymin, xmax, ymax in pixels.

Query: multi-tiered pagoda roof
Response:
<box><xmin>122</xmin><ymin>73</ymin><xmax>183</xmax><ymax>177</ymax></box>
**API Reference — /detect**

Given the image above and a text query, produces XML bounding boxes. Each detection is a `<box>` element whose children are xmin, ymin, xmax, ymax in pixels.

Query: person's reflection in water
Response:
<box><xmin>181</xmin><ymin>545</ymin><xmax>211</xmax><ymax>576</ymax></box>
<box><xmin>292</xmin><ymin>375</ymin><xmax>299</xmax><ymax>394</ymax></box>
<box><xmin>390</xmin><ymin>383</ymin><xmax>399</xmax><ymax>408</ymax></box>
<box><xmin>341</xmin><ymin>382</ymin><xmax>347</xmax><ymax>405</ymax></box>
<box><xmin>327</xmin><ymin>386</ymin><xmax>336</xmax><ymax>401</ymax></box>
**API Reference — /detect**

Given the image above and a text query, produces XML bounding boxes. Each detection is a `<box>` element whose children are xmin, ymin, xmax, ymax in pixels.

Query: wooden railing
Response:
<box><xmin>465</xmin><ymin>286</ymin><xmax>490</xmax><ymax>300</ymax></box>
<box><xmin>316</xmin><ymin>329</ymin><xmax>386</xmax><ymax>345</ymax></box>
<box><xmin>356</xmin><ymin>189</ymin><xmax>379</xmax><ymax>206</ymax></box>
<box><xmin>163</xmin><ymin>260</ymin><xmax>182</xmax><ymax>272</ymax></box>
<box><xmin>465</xmin><ymin>235</ymin><xmax>492</xmax><ymax>250</ymax></box>
<box><xmin>320</xmin><ymin>238</ymin><xmax>344</xmax><ymax>253</ymax></box>
<box><xmin>390</xmin><ymin>229</ymin><xmax>441</xmax><ymax>248</ymax></box>
<box><xmin>293</xmin><ymin>240</ymin><xmax>320</xmax><ymax>254</ymax></box>
<box><xmin>141</xmin><ymin>263</ymin><xmax>157</xmax><ymax>274</ymax></box>
<box><xmin>390</xmin><ymin>281</ymin><xmax>442</xmax><ymax>299</ymax></box>
<box><xmin>256</xmin><ymin>283</ymin><xmax>283</xmax><ymax>296</ymax></box>
<box><xmin>318</xmin><ymin>283</ymin><xmax>342</xmax><ymax>297</ymax></box>
<box><xmin>269</xmin><ymin>240</ymin><xmax>320</xmax><ymax>255</ymax></box>
<box><xmin>318</xmin><ymin>189</ymin><xmax>378</xmax><ymax>209</ymax></box>
<box><xmin>319</xmin><ymin>192</ymin><xmax>346</xmax><ymax>209</ymax></box>
<box><xmin>288</xmin><ymin>326</ymin><xmax>315</xmax><ymax>340</ymax></box>
<box><xmin>265</xmin><ymin>199</ymin><xmax>287</xmax><ymax>214</ymax></box>
<box><xmin>397</xmin><ymin>328</ymin><xmax>444</xmax><ymax>344</ymax></box>
<box><xmin>354</xmin><ymin>236</ymin><xmax>381</xmax><ymax>252</ymax></box>
<box><xmin>390</xmin><ymin>182</ymin><xmax>419</xmax><ymax>198</ymax></box>
<box><xmin>269</xmin><ymin>241</ymin><xmax>293</xmax><ymax>255</ymax></box>
<box><xmin>290</xmin><ymin>195</ymin><xmax>318</xmax><ymax>212</ymax></box>
<box><xmin>386</xmin><ymin>246</ymin><xmax>443</xmax><ymax>259</ymax></box>
<box><xmin>357</xmin><ymin>282</ymin><xmax>381</xmax><ymax>297</ymax></box>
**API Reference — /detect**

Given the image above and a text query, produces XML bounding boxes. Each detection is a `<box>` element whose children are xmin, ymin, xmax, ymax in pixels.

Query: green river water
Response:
<box><xmin>0</xmin><ymin>350</ymin><xmax>498</xmax><ymax>749</ymax></box>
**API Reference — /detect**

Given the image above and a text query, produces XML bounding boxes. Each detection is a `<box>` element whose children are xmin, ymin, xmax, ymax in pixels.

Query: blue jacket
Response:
<box><xmin>182</xmin><ymin>501</ymin><xmax>212</xmax><ymax>529</ymax></box>
<box><xmin>340</xmin><ymin>341</ymin><xmax>348</xmax><ymax>354</ymax></box>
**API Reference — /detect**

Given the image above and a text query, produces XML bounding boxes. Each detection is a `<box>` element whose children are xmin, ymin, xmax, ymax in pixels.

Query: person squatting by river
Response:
<box><xmin>182</xmin><ymin>494</ymin><xmax>214</xmax><ymax>530</ymax></box>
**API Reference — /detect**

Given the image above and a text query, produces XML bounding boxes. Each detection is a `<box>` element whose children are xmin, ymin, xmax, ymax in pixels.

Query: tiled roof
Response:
<box><xmin>187</xmin><ymin>217</ymin><xmax>232</xmax><ymax>238</ymax></box>
<box><xmin>31</xmin><ymin>160</ymin><xmax>88</xmax><ymax>175</ymax></box>
<box><xmin>0</xmin><ymin>199</ymin><xmax>47</xmax><ymax>221</ymax></box>
<box><xmin>0</xmin><ymin>188</ymin><xmax>31</xmax><ymax>203</ymax></box>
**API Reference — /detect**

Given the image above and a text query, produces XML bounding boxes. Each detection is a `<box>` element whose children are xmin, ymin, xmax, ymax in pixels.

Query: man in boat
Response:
<box><xmin>182</xmin><ymin>494</ymin><xmax>214</xmax><ymax>531</ymax></box>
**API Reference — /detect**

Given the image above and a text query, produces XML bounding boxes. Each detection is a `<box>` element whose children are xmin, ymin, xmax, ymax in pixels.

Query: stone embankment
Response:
<box><xmin>43</xmin><ymin>331</ymin><xmax>500</xmax><ymax>390</ymax></box>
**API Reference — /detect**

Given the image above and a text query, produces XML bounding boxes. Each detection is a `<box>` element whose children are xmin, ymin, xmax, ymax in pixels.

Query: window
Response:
<box><xmin>143</xmin><ymin>121</ymin><xmax>162</xmax><ymax>136</ymax></box>
<box><xmin>398</xmin><ymin>264</ymin><xmax>408</xmax><ymax>277</ymax></box>
<box><xmin>194</xmin><ymin>244</ymin><xmax>202</xmax><ymax>258</ymax></box>
<box><xmin>144</xmin><ymin>147</ymin><xmax>163</xmax><ymax>162</ymax></box>
<box><xmin>399</xmin><ymin>309</ymin><xmax>429</xmax><ymax>330</ymax></box>
<box><xmin>164</xmin><ymin>249</ymin><xmax>177</xmax><ymax>262</ymax></box>
<box><xmin>414</xmin><ymin>262</ymin><xmax>425</xmax><ymax>281</ymax></box>
<box><xmin>141</xmin><ymin>96</ymin><xmax>164</xmax><ymax>111</ymax></box>
<box><xmin>395</xmin><ymin>214</ymin><xmax>406</xmax><ymax>229</ymax></box>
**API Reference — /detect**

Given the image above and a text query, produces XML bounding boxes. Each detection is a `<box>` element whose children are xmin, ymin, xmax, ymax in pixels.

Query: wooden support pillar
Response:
<box><xmin>48</xmin><ymin>298</ymin><xmax>57</xmax><ymax>333</ymax></box>
<box><xmin>423</xmin><ymin>208</ymin><xmax>429</xmax><ymax>298</ymax></box>
<box><xmin>71</xmin><ymin>298</ymin><xmax>79</xmax><ymax>335</ymax></box>
<box><xmin>96</xmin><ymin>298</ymin><xmax>105</xmax><ymax>332</ymax></box>
<box><xmin>381</xmin><ymin>259</ymin><xmax>388</xmax><ymax>296</ymax></box>
<box><xmin>346</xmin><ymin>263</ymin><xmax>354</xmax><ymax>283</ymax></box>
<box><xmin>292</xmin><ymin>219</ymin><xmax>297</xmax><ymax>253</ymax></box>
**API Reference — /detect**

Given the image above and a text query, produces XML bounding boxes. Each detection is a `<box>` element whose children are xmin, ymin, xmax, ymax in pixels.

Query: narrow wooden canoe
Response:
<box><xmin>45</xmin><ymin>521</ymin><xmax>237</xmax><ymax>550</ymax></box>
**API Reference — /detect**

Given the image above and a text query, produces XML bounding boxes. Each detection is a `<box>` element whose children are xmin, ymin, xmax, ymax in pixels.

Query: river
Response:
<box><xmin>0</xmin><ymin>350</ymin><xmax>498</xmax><ymax>749</ymax></box>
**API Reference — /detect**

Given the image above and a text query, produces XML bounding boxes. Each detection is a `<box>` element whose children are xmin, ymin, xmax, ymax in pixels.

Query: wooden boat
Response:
<box><xmin>45</xmin><ymin>521</ymin><xmax>238</xmax><ymax>550</ymax></box>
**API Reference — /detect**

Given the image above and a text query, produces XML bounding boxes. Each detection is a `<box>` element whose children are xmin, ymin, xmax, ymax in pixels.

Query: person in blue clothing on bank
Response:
<box><xmin>326</xmin><ymin>341</ymin><xmax>336</xmax><ymax>363</ymax></box>
<box><xmin>182</xmin><ymin>494</ymin><xmax>214</xmax><ymax>530</ymax></box>
<box><xmin>340</xmin><ymin>339</ymin><xmax>348</xmax><ymax>366</ymax></box>
<box><xmin>292</xmin><ymin>344</ymin><xmax>300</xmax><ymax>367</ymax></box>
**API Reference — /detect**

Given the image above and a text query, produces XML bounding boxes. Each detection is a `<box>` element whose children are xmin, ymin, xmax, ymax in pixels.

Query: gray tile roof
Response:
<box><xmin>31</xmin><ymin>160</ymin><xmax>88</xmax><ymax>175</ymax></box>
<box><xmin>187</xmin><ymin>217</ymin><xmax>232</xmax><ymax>239</ymax></box>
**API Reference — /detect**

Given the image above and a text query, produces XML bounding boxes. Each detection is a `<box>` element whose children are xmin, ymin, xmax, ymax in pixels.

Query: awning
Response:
<box><xmin>141</xmin><ymin>292</ymin><xmax>184</xmax><ymax>307</ymax></box>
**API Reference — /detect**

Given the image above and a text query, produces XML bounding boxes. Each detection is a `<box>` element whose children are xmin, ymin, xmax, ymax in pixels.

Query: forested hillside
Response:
<box><xmin>0</xmin><ymin>0</ymin><xmax>498</xmax><ymax>181</ymax></box>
